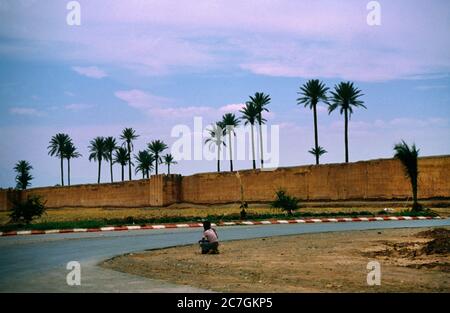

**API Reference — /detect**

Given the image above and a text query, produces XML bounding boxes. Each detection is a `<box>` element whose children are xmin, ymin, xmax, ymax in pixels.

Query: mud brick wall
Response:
<box><xmin>21</xmin><ymin>177</ymin><xmax>170</xmax><ymax>209</ymax></box>
<box><xmin>0</xmin><ymin>156</ymin><xmax>448</xmax><ymax>210</ymax></box>
<box><xmin>0</xmin><ymin>188</ymin><xmax>20</xmax><ymax>211</ymax></box>
<box><xmin>179</xmin><ymin>156</ymin><xmax>450</xmax><ymax>204</ymax></box>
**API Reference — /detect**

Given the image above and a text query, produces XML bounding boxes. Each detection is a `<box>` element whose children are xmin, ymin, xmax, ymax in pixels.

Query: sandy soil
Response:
<box><xmin>101</xmin><ymin>227</ymin><xmax>450</xmax><ymax>293</ymax></box>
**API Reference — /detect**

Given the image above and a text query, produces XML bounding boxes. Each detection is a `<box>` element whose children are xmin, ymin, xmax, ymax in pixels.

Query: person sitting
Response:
<box><xmin>198</xmin><ymin>221</ymin><xmax>219</xmax><ymax>254</ymax></box>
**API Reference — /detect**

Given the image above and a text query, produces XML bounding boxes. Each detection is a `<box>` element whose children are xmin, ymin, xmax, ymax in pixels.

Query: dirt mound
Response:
<box><xmin>417</xmin><ymin>228</ymin><xmax>450</xmax><ymax>239</ymax></box>
<box><xmin>416</xmin><ymin>228</ymin><xmax>450</xmax><ymax>255</ymax></box>
<box><xmin>406</xmin><ymin>262</ymin><xmax>450</xmax><ymax>272</ymax></box>
<box><xmin>422</xmin><ymin>237</ymin><xmax>450</xmax><ymax>255</ymax></box>
<box><xmin>365</xmin><ymin>241</ymin><xmax>423</xmax><ymax>258</ymax></box>
<box><xmin>361</xmin><ymin>227</ymin><xmax>449</xmax><ymax>274</ymax></box>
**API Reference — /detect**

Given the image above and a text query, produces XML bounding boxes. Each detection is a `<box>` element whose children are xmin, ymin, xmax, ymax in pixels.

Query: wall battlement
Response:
<box><xmin>1</xmin><ymin>156</ymin><xmax>449</xmax><ymax>211</ymax></box>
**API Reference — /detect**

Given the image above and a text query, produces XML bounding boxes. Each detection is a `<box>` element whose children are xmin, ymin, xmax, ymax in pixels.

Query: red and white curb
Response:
<box><xmin>0</xmin><ymin>216</ymin><xmax>442</xmax><ymax>237</ymax></box>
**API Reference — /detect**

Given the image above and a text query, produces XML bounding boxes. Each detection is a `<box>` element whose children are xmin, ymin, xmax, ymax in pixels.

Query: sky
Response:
<box><xmin>0</xmin><ymin>0</ymin><xmax>449</xmax><ymax>188</ymax></box>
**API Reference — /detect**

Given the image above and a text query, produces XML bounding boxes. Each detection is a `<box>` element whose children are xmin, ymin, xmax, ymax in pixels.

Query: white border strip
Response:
<box><xmin>126</xmin><ymin>226</ymin><xmax>141</xmax><ymax>230</ymax></box>
<box><xmin>100</xmin><ymin>227</ymin><xmax>115</xmax><ymax>231</ymax></box>
<box><xmin>17</xmin><ymin>230</ymin><xmax>32</xmax><ymax>235</ymax></box>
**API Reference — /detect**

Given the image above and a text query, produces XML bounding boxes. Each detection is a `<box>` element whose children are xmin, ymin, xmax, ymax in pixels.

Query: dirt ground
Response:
<box><xmin>101</xmin><ymin>227</ymin><xmax>450</xmax><ymax>292</ymax></box>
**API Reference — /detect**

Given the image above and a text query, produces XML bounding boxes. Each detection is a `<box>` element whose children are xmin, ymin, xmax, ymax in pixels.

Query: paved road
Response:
<box><xmin>0</xmin><ymin>219</ymin><xmax>449</xmax><ymax>292</ymax></box>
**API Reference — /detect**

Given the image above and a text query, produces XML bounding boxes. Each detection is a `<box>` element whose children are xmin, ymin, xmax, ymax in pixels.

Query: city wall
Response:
<box><xmin>0</xmin><ymin>156</ymin><xmax>448</xmax><ymax>210</ymax></box>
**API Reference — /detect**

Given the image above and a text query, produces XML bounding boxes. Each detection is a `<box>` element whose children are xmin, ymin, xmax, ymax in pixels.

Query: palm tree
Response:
<box><xmin>48</xmin><ymin>133</ymin><xmax>71</xmax><ymax>186</ymax></box>
<box><xmin>308</xmin><ymin>146</ymin><xmax>327</xmax><ymax>163</ymax></box>
<box><xmin>114</xmin><ymin>147</ymin><xmax>128</xmax><ymax>182</ymax></box>
<box><xmin>297</xmin><ymin>79</ymin><xmax>329</xmax><ymax>165</ymax></box>
<box><xmin>247</xmin><ymin>92</ymin><xmax>270</xmax><ymax>169</ymax></box>
<box><xmin>240</xmin><ymin>102</ymin><xmax>259</xmax><ymax>170</ymax></box>
<box><xmin>120</xmin><ymin>128</ymin><xmax>139</xmax><ymax>181</ymax></box>
<box><xmin>163</xmin><ymin>154</ymin><xmax>177</xmax><ymax>175</ymax></box>
<box><xmin>205</xmin><ymin>121</ymin><xmax>226</xmax><ymax>172</ymax></box>
<box><xmin>148</xmin><ymin>140</ymin><xmax>168</xmax><ymax>175</ymax></box>
<box><xmin>63</xmin><ymin>142</ymin><xmax>81</xmax><ymax>186</ymax></box>
<box><xmin>104</xmin><ymin>137</ymin><xmax>118</xmax><ymax>183</ymax></box>
<box><xmin>88</xmin><ymin>137</ymin><xmax>108</xmax><ymax>184</ymax></box>
<box><xmin>222</xmin><ymin>113</ymin><xmax>240</xmax><ymax>172</ymax></box>
<box><xmin>14</xmin><ymin>160</ymin><xmax>33</xmax><ymax>190</ymax></box>
<box><xmin>394</xmin><ymin>140</ymin><xmax>421</xmax><ymax>211</ymax></box>
<box><xmin>134</xmin><ymin>150</ymin><xmax>154</xmax><ymax>179</ymax></box>
<box><xmin>328</xmin><ymin>81</ymin><xmax>365</xmax><ymax>163</ymax></box>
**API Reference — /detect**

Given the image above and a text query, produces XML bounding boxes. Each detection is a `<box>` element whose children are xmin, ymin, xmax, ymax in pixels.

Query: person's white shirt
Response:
<box><xmin>203</xmin><ymin>229</ymin><xmax>218</xmax><ymax>243</ymax></box>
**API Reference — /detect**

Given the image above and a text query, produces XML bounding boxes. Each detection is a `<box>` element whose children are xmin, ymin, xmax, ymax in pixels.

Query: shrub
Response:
<box><xmin>270</xmin><ymin>189</ymin><xmax>300</xmax><ymax>216</ymax></box>
<box><xmin>9</xmin><ymin>196</ymin><xmax>46</xmax><ymax>225</ymax></box>
<box><xmin>396</xmin><ymin>208</ymin><xmax>438</xmax><ymax>217</ymax></box>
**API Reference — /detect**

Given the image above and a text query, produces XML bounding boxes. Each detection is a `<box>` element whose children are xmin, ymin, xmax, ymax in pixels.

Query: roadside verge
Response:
<box><xmin>0</xmin><ymin>215</ymin><xmax>442</xmax><ymax>237</ymax></box>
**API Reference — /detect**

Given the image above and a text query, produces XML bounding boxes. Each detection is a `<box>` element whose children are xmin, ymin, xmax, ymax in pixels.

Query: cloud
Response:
<box><xmin>9</xmin><ymin>107</ymin><xmax>45</xmax><ymax>116</ymax></box>
<box><xmin>114</xmin><ymin>89</ymin><xmax>172</xmax><ymax>110</ymax></box>
<box><xmin>65</xmin><ymin>103</ymin><xmax>93</xmax><ymax>111</ymax></box>
<box><xmin>72</xmin><ymin>66</ymin><xmax>107</xmax><ymax>79</ymax></box>
<box><xmin>115</xmin><ymin>89</ymin><xmax>213</xmax><ymax>118</ymax></box>
<box><xmin>1</xmin><ymin>1</ymin><xmax>449</xmax><ymax>81</ymax></box>
<box><xmin>115</xmin><ymin>89</ymin><xmax>257</xmax><ymax>120</ymax></box>
<box><xmin>219</xmin><ymin>103</ymin><xmax>245</xmax><ymax>113</ymax></box>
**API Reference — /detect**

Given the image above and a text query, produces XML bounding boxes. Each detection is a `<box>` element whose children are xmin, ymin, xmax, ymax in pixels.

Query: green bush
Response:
<box><xmin>270</xmin><ymin>189</ymin><xmax>300</xmax><ymax>216</ymax></box>
<box><xmin>9</xmin><ymin>196</ymin><xmax>46</xmax><ymax>225</ymax></box>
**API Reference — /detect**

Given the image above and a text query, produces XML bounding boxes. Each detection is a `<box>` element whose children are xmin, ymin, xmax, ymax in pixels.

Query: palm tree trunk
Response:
<box><xmin>127</xmin><ymin>142</ymin><xmax>132</xmax><ymax>180</ymax></box>
<box><xmin>228</xmin><ymin>132</ymin><xmax>233</xmax><ymax>172</ymax></box>
<box><xmin>98</xmin><ymin>159</ymin><xmax>101</xmax><ymax>184</ymax></box>
<box><xmin>60</xmin><ymin>156</ymin><xmax>64</xmax><ymax>186</ymax></box>
<box><xmin>313</xmin><ymin>103</ymin><xmax>319</xmax><ymax>165</ymax></box>
<box><xmin>155</xmin><ymin>154</ymin><xmax>159</xmax><ymax>175</ymax></box>
<box><xmin>67</xmin><ymin>158</ymin><xmax>71</xmax><ymax>186</ymax></box>
<box><xmin>412</xmin><ymin>177</ymin><xmax>419</xmax><ymax>211</ymax></box>
<box><xmin>121</xmin><ymin>165</ymin><xmax>124</xmax><ymax>182</ymax></box>
<box><xmin>168</xmin><ymin>164</ymin><xmax>171</xmax><ymax>175</ymax></box>
<box><xmin>110</xmin><ymin>152</ymin><xmax>113</xmax><ymax>183</ymax></box>
<box><xmin>258</xmin><ymin>121</ymin><xmax>264</xmax><ymax>169</ymax></box>
<box><xmin>251</xmin><ymin>124</ymin><xmax>256</xmax><ymax>170</ymax></box>
<box><xmin>344</xmin><ymin>108</ymin><xmax>349</xmax><ymax>163</ymax></box>
<box><xmin>217</xmin><ymin>144</ymin><xmax>221</xmax><ymax>173</ymax></box>
<box><xmin>146</xmin><ymin>169</ymin><xmax>149</xmax><ymax>179</ymax></box>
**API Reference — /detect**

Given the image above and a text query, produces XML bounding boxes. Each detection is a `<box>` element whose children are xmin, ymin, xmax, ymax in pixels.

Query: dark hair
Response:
<box><xmin>203</xmin><ymin>221</ymin><xmax>211</xmax><ymax>230</ymax></box>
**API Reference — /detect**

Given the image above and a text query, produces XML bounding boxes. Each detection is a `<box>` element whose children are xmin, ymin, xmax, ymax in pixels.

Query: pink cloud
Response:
<box><xmin>72</xmin><ymin>66</ymin><xmax>107</xmax><ymax>79</ymax></box>
<box><xmin>114</xmin><ymin>89</ymin><xmax>172</xmax><ymax>110</ymax></box>
<box><xmin>2</xmin><ymin>1</ymin><xmax>449</xmax><ymax>81</ymax></box>
<box><xmin>219</xmin><ymin>103</ymin><xmax>245</xmax><ymax>113</ymax></box>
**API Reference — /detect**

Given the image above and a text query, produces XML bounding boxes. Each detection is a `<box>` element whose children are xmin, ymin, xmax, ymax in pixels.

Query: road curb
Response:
<box><xmin>0</xmin><ymin>216</ymin><xmax>443</xmax><ymax>237</ymax></box>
